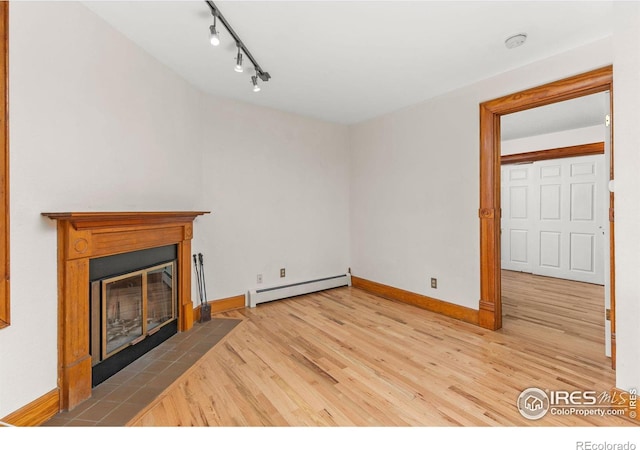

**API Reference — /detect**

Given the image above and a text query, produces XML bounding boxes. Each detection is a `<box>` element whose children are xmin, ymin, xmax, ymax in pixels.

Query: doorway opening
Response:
<box><xmin>499</xmin><ymin>92</ymin><xmax>611</xmax><ymax>361</ymax></box>
<box><xmin>478</xmin><ymin>66</ymin><xmax>615</xmax><ymax>368</ymax></box>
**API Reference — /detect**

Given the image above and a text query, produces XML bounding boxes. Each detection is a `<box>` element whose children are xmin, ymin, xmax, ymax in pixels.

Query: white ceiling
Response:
<box><xmin>81</xmin><ymin>0</ymin><xmax>614</xmax><ymax>128</ymax></box>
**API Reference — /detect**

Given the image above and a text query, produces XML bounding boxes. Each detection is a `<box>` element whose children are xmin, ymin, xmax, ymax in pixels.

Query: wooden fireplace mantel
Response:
<box><xmin>42</xmin><ymin>210</ymin><xmax>209</xmax><ymax>411</ymax></box>
<box><xmin>42</xmin><ymin>211</ymin><xmax>209</xmax><ymax>230</ymax></box>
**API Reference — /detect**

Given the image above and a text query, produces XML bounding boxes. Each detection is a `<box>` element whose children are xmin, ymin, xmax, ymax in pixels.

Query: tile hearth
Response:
<box><xmin>42</xmin><ymin>317</ymin><xmax>241</xmax><ymax>427</ymax></box>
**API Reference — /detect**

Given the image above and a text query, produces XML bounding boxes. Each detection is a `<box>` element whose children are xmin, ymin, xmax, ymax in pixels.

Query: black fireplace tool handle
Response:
<box><xmin>198</xmin><ymin>253</ymin><xmax>208</xmax><ymax>304</ymax></box>
<box><xmin>197</xmin><ymin>253</ymin><xmax>211</xmax><ymax>322</ymax></box>
<box><xmin>193</xmin><ymin>254</ymin><xmax>203</xmax><ymax>306</ymax></box>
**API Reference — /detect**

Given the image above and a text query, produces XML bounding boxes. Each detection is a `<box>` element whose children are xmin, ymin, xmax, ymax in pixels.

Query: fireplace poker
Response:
<box><xmin>198</xmin><ymin>253</ymin><xmax>211</xmax><ymax>322</ymax></box>
<box><xmin>193</xmin><ymin>254</ymin><xmax>204</xmax><ymax>306</ymax></box>
<box><xmin>198</xmin><ymin>253</ymin><xmax>208</xmax><ymax>303</ymax></box>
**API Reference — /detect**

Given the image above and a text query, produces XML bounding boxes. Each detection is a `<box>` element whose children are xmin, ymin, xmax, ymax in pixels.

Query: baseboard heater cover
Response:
<box><xmin>247</xmin><ymin>274</ymin><xmax>351</xmax><ymax>307</ymax></box>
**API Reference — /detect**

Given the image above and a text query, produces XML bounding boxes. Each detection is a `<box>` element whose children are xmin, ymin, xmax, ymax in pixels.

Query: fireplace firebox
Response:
<box><xmin>89</xmin><ymin>245</ymin><xmax>178</xmax><ymax>386</ymax></box>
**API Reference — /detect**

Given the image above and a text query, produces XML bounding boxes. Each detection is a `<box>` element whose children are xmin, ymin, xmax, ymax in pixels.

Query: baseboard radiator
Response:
<box><xmin>247</xmin><ymin>274</ymin><xmax>351</xmax><ymax>308</ymax></box>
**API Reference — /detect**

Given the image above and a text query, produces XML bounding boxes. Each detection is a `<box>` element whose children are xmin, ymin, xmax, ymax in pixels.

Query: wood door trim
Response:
<box><xmin>0</xmin><ymin>3</ymin><xmax>9</xmax><ymax>330</ymax></box>
<box><xmin>500</xmin><ymin>141</ymin><xmax>604</xmax><ymax>165</ymax></box>
<box><xmin>608</xmin><ymin>82</ymin><xmax>616</xmax><ymax>370</ymax></box>
<box><xmin>479</xmin><ymin>66</ymin><xmax>614</xmax><ymax>338</ymax></box>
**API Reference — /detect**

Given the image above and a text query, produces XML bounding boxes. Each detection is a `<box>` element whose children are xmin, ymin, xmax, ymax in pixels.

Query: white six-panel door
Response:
<box><xmin>501</xmin><ymin>164</ymin><xmax>533</xmax><ymax>273</ymax></box>
<box><xmin>501</xmin><ymin>154</ymin><xmax>606</xmax><ymax>285</ymax></box>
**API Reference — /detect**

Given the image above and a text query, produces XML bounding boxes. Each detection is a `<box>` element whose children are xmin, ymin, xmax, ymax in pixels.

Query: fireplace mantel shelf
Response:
<box><xmin>42</xmin><ymin>211</ymin><xmax>210</xmax><ymax>230</ymax></box>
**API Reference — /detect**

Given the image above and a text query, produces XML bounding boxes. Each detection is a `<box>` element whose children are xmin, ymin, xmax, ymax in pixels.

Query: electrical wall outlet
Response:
<box><xmin>280</xmin><ymin>268</ymin><xmax>286</xmax><ymax>278</ymax></box>
<box><xmin>431</xmin><ymin>278</ymin><xmax>437</xmax><ymax>289</ymax></box>
<box><xmin>257</xmin><ymin>274</ymin><xmax>263</xmax><ymax>284</ymax></box>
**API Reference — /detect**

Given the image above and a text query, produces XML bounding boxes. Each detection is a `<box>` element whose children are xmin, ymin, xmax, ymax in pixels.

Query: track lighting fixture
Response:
<box><xmin>251</xmin><ymin>76</ymin><xmax>261</xmax><ymax>92</ymax></box>
<box><xmin>234</xmin><ymin>45</ymin><xmax>243</xmax><ymax>73</ymax></box>
<box><xmin>205</xmin><ymin>1</ymin><xmax>271</xmax><ymax>90</ymax></box>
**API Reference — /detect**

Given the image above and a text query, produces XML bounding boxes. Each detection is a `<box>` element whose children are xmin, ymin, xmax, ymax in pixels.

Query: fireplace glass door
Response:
<box><xmin>101</xmin><ymin>262</ymin><xmax>175</xmax><ymax>360</ymax></box>
<box><xmin>146</xmin><ymin>264</ymin><xmax>176</xmax><ymax>333</ymax></box>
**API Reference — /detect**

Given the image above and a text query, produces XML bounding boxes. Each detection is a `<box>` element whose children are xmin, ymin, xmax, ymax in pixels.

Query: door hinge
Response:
<box><xmin>605</xmin><ymin>114</ymin><xmax>611</xmax><ymax>127</ymax></box>
<box><xmin>606</xmin><ymin>308</ymin><xmax>611</xmax><ymax>321</ymax></box>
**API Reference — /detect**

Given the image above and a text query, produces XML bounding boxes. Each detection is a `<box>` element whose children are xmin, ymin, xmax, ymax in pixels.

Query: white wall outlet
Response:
<box><xmin>257</xmin><ymin>274</ymin><xmax>263</xmax><ymax>284</ymax></box>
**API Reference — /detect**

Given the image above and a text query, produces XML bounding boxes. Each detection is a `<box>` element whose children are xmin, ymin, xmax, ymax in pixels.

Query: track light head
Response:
<box><xmin>251</xmin><ymin>76</ymin><xmax>261</xmax><ymax>92</ymax></box>
<box><xmin>234</xmin><ymin>46</ymin><xmax>243</xmax><ymax>73</ymax></box>
<box><xmin>209</xmin><ymin>24</ymin><xmax>220</xmax><ymax>46</ymax></box>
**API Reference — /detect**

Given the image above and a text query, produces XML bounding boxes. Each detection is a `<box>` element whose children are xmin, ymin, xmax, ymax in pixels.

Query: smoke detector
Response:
<box><xmin>505</xmin><ymin>33</ymin><xmax>527</xmax><ymax>49</ymax></box>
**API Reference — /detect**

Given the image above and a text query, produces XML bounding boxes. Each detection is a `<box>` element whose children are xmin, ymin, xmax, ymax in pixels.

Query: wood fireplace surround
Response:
<box><xmin>41</xmin><ymin>211</ymin><xmax>209</xmax><ymax>411</ymax></box>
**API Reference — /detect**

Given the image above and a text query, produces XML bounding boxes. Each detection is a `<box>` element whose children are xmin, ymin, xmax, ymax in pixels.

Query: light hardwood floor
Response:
<box><xmin>501</xmin><ymin>269</ymin><xmax>608</xmax><ymax>367</ymax></box>
<box><xmin>128</xmin><ymin>271</ymin><xmax>634</xmax><ymax>426</ymax></box>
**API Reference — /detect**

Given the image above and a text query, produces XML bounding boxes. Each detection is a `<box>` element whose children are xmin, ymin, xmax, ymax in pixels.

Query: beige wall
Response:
<box><xmin>196</xmin><ymin>96</ymin><xmax>350</xmax><ymax>300</ymax></box>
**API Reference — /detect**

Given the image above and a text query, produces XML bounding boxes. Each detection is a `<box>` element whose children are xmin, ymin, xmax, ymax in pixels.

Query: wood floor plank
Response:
<box><xmin>129</xmin><ymin>271</ymin><xmax>634</xmax><ymax>427</ymax></box>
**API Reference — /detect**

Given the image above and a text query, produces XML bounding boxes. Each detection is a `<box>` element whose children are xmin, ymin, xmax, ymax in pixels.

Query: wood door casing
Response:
<box><xmin>0</xmin><ymin>3</ymin><xmax>9</xmax><ymax>329</ymax></box>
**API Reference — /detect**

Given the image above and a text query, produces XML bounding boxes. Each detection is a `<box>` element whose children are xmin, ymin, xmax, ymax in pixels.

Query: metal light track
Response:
<box><xmin>205</xmin><ymin>0</ymin><xmax>271</xmax><ymax>82</ymax></box>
